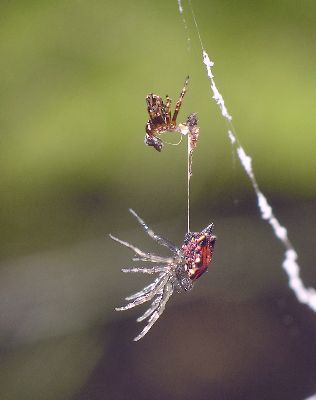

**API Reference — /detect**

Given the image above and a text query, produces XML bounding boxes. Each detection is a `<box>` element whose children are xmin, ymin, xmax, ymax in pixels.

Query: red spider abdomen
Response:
<box><xmin>189</xmin><ymin>245</ymin><xmax>212</xmax><ymax>281</ymax></box>
<box><xmin>182</xmin><ymin>229</ymin><xmax>216</xmax><ymax>282</ymax></box>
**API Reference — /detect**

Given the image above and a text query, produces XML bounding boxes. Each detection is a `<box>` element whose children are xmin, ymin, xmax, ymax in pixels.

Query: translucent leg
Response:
<box><xmin>133</xmin><ymin>281</ymin><xmax>174</xmax><ymax>341</ymax></box>
<box><xmin>171</xmin><ymin>76</ymin><xmax>189</xmax><ymax>125</ymax></box>
<box><xmin>136</xmin><ymin>293</ymin><xmax>162</xmax><ymax>322</ymax></box>
<box><xmin>132</xmin><ymin>256</ymin><xmax>175</xmax><ymax>263</ymax></box>
<box><xmin>165</xmin><ymin>95</ymin><xmax>171</xmax><ymax>125</ymax></box>
<box><xmin>121</xmin><ymin>266</ymin><xmax>170</xmax><ymax>274</ymax></box>
<box><xmin>129</xmin><ymin>209</ymin><xmax>180</xmax><ymax>255</ymax></box>
<box><xmin>125</xmin><ymin>275</ymin><xmax>164</xmax><ymax>301</ymax></box>
<box><xmin>115</xmin><ymin>274</ymin><xmax>169</xmax><ymax>311</ymax></box>
<box><xmin>109</xmin><ymin>234</ymin><xmax>173</xmax><ymax>263</ymax></box>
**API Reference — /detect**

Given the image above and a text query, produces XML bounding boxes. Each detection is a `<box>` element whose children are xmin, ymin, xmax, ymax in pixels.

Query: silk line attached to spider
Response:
<box><xmin>144</xmin><ymin>74</ymin><xmax>199</xmax><ymax>234</ymax></box>
<box><xmin>177</xmin><ymin>0</ymin><xmax>316</xmax><ymax>313</ymax></box>
<box><xmin>187</xmin><ymin>136</ymin><xmax>191</xmax><ymax>232</ymax></box>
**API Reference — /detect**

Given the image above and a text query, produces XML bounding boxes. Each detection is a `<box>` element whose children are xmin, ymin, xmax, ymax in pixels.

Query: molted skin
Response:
<box><xmin>144</xmin><ymin>77</ymin><xmax>190</xmax><ymax>152</ymax></box>
<box><xmin>145</xmin><ymin>93</ymin><xmax>171</xmax><ymax>152</ymax></box>
<box><xmin>182</xmin><ymin>226</ymin><xmax>216</xmax><ymax>281</ymax></box>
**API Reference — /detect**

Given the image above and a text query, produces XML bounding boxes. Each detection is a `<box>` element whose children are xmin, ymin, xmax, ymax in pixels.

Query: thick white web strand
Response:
<box><xmin>203</xmin><ymin>50</ymin><xmax>316</xmax><ymax>313</ymax></box>
<box><xmin>177</xmin><ymin>0</ymin><xmax>183</xmax><ymax>13</ymax></box>
<box><xmin>306</xmin><ymin>395</ymin><xmax>316</xmax><ymax>400</ymax></box>
<box><xmin>176</xmin><ymin>1</ymin><xmax>316</xmax><ymax>314</ymax></box>
<box><xmin>205</xmin><ymin>56</ymin><xmax>316</xmax><ymax>400</ymax></box>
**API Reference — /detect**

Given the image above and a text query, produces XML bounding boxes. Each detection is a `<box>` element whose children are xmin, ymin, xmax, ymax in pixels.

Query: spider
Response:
<box><xmin>145</xmin><ymin>76</ymin><xmax>199</xmax><ymax>152</ymax></box>
<box><xmin>110</xmin><ymin>209</ymin><xmax>216</xmax><ymax>341</ymax></box>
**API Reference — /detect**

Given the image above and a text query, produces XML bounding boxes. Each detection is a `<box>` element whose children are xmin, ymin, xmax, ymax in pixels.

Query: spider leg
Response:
<box><xmin>121</xmin><ymin>266</ymin><xmax>170</xmax><ymax>274</ymax></box>
<box><xmin>125</xmin><ymin>274</ymin><xmax>164</xmax><ymax>301</ymax></box>
<box><xmin>129</xmin><ymin>209</ymin><xmax>180</xmax><ymax>255</ymax></box>
<box><xmin>165</xmin><ymin>95</ymin><xmax>171</xmax><ymax>126</ymax></box>
<box><xmin>144</xmin><ymin>131</ymin><xmax>163</xmax><ymax>152</ymax></box>
<box><xmin>146</xmin><ymin>94</ymin><xmax>165</xmax><ymax>127</ymax></box>
<box><xmin>171</xmin><ymin>75</ymin><xmax>189</xmax><ymax>126</ymax></box>
<box><xmin>132</xmin><ymin>256</ymin><xmax>175</xmax><ymax>263</ymax></box>
<box><xmin>109</xmin><ymin>234</ymin><xmax>173</xmax><ymax>263</ymax></box>
<box><xmin>136</xmin><ymin>292</ymin><xmax>163</xmax><ymax>322</ymax></box>
<box><xmin>133</xmin><ymin>280</ymin><xmax>174</xmax><ymax>341</ymax></box>
<box><xmin>115</xmin><ymin>273</ymin><xmax>169</xmax><ymax>311</ymax></box>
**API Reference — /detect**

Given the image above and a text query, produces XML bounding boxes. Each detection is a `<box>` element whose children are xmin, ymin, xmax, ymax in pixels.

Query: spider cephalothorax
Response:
<box><xmin>110</xmin><ymin>209</ymin><xmax>216</xmax><ymax>341</ymax></box>
<box><xmin>145</xmin><ymin>76</ymin><xmax>199</xmax><ymax>152</ymax></box>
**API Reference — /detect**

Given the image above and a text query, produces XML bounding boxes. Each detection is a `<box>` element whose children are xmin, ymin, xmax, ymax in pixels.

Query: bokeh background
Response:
<box><xmin>0</xmin><ymin>1</ymin><xmax>316</xmax><ymax>399</ymax></box>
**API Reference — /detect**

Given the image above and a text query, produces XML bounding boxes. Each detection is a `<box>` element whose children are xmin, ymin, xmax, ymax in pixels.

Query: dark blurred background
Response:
<box><xmin>0</xmin><ymin>1</ymin><xmax>316</xmax><ymax>399</ymax></box>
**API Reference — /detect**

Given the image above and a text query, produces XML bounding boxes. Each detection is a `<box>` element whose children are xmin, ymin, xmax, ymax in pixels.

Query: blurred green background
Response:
<box><xmin>0</xmin><ymin>1</ymin><xmax>315</xmax><ymax>399</ymax></box>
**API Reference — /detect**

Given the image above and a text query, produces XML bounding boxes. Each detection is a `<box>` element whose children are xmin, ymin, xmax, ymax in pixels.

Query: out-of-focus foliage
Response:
<box><xmin>0</xmin><ymin>0</ymin><xmax>315</xmax><ymax>257</ymax></box>
<box><xmin>0</xmin><ymin>1</ymin><xmax>315</xmax><ymax>400</ymax></box>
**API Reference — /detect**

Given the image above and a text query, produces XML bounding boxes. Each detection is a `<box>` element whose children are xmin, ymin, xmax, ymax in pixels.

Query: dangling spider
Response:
<box><xmin>145</xmin><ymin>76</ymin><xmax>199</xmax><ymax>152</ymax></box>
<box><xmin>110</xmin><ymin>209</ymin><xmax>216</xmax><ymax>341</ymax></box>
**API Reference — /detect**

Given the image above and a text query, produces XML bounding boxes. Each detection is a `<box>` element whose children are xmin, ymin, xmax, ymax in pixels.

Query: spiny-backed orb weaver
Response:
<box><xmin>110</xmin><ymin>209</ymin><xmax>216</xmax><ymax>341</ymax></box>
<box><xmin>145</xmin><ymin>76</ymin><xmax>199</xmax><ymax>152</ymax></box>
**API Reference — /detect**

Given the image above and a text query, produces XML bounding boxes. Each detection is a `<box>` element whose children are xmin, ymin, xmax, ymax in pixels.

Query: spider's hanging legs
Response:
<box><xmin>121</xmin><ymin>266</ymin><xmax>170</xmax><ymax>274</ymax></box>
<box><xmin>171</xmin><ymin>75</ymin><xmax>189</xmax><ymax>125</ymax></box>
<box><xmin>125</xmin><ymin>275</ymin><xmax>164</xmax><ymax>301</ymax></box>
<box><xmin>129</xmin><ymin>209</ymin><xmax>180</xmax><ymax>255</ymax></box>
<box><xmin>136</xmin><ymin>293</ymin><xmax>163</xmax><ymax>322</ymax></box>
<box><xmin>115</xmin><ymin>273</ymin><xmax>170</xmax><ymax>312</ymax></box>
<box><xmin>109</xmin><ymin>233</ymin><xmax>174</xmax><ymax>263</ymax></box>
<box><xmin>165</xmin><ymin>95</ymin><xmax>171</xmax><ymax>125</ymax></box>
<box><xmin>133</xmin><ymin>280</ymin><xmax>174</xmax><ymax>341</ymax></box>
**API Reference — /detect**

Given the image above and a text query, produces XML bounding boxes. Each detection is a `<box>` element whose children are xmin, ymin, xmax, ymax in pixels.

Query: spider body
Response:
<box><xmin>110</xmin><ymin>209</ymin><xmax>216</xmax><ymax>341</ymax></box>
<box><xmin>145</xmin><ymin>76</ymin><xmax>193</xmax><ymax>151</ymax></box>
<box><xmin>183</xmin><ymin>224</ymin><xmax>216</xmax><ymax>281</ymax></box>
